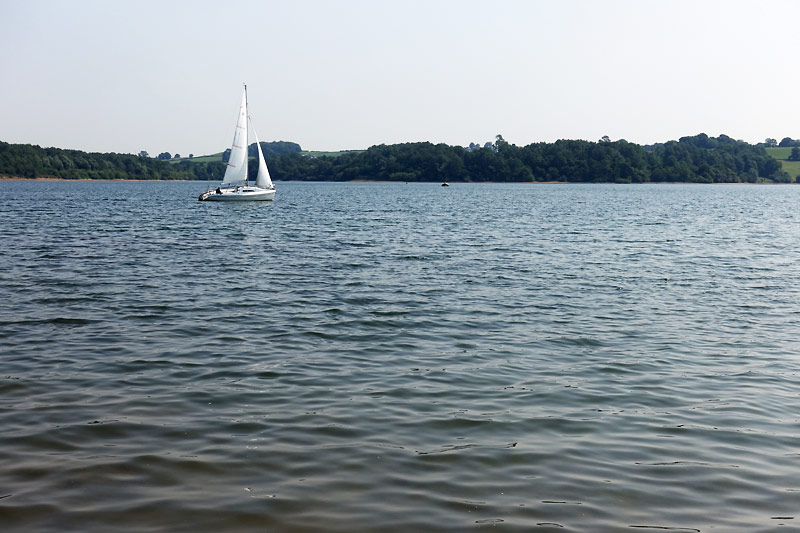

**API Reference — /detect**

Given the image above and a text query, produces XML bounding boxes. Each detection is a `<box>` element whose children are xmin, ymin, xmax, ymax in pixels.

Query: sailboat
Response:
<box><xmin>198</xmin><ymin>85</ymin><xmax>276</xmax><ymax>202</ymax></box>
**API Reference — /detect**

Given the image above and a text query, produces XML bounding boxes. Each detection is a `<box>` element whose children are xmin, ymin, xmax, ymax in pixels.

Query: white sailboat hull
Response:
<box><xmin>199</xmin><ymin>186</ymin><xmax>275</xmax><ymax>202</ymax></box>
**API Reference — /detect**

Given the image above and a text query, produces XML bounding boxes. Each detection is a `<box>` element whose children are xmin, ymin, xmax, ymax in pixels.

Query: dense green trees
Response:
<box><xmin>223</xmin><ymin>141</ymin><xmax>301</xmax><ymax>163</ymax></box>
<box><xmin>779</xmin><ymin>137</ymin><xmax>800</xmax><ymax>148</ymax></box>
<box><xmin>267</xmin><ymin>134</ymin><xmax>791</xmax><ymax>184</ymax></box>
<box><xmin>0</xmin><ymin>134</ymin><xmax>794</xmax><ymax>183</ymax></box>
<box><xmin>249</xmin><ymin>141</ymin><xmax>301</xmax><ymax>158</ymax></box>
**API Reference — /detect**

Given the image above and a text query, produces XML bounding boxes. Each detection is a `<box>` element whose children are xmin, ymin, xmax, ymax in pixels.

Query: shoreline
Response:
<box><xmin>1</xmin><ymin>176</ymin><xmax>793</xmax><ymax>185</ymax></box>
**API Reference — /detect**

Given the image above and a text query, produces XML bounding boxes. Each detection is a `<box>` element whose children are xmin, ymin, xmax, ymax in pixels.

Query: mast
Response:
<box><xmin>244</xmin><ymin>83</ymin><xmax>248</xmax><ymax>185</ymax></box>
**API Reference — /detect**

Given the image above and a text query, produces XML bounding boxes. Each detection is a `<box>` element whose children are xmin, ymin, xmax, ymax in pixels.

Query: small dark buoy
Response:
<box><xmin>441</xmin><ymin>182</ymin><xmax>449</xmax><ymax>187</ymax></box>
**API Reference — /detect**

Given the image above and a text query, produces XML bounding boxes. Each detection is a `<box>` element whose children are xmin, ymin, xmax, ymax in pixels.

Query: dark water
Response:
<box><xmin>2</xmin><ymin>180</ymin><xmax>800</xmax><ymax>532</ymax></box>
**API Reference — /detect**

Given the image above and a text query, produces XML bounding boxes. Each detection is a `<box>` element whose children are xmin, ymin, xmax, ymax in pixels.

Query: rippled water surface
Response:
<box><xmin>2</xmin><ymin>180</ymin><xmax>800</xmax><ymax>532</ymax></box>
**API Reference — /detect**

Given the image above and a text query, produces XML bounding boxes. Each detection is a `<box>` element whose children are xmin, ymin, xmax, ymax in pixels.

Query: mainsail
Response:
<box><xmin>221</xmin><ymin>87</ymin><xmax>249</xmax><ymax>185</ymax></box>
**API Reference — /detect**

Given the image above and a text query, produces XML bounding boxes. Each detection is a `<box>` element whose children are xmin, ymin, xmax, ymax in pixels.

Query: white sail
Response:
<box><xmin>221</xmin><ymin>87</ymin><xmax>249</xmax><ymax>185</ymax></box>
<box><xmin>252</xmin><ymin>128</ymin><xmax>273</xmax><ymax>189</ymax></box>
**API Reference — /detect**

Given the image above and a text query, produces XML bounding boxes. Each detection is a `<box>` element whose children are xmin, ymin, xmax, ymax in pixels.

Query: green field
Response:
<box><xmin>765</xmin><ymin>147</ymin><xmax>800</xmax><ymax>180</ymax></box>
<box><xmin>779</xmin><ymin>159</ymin><xmax>800</xmax><ymax>179</ymax></box>
<box><xmin>169</xmin><ymin>153</ymin><xmax>222</xmax><ymax>163</ymax></box>
<box><xmin>766</xmin><ymin>147</ymin><xmax>794</xmax><ymax>159</ymax></box>
<box><xmin>184</xmin><ymin>153</ymin><xmax>223</xmax><ymax>163</ymax></box>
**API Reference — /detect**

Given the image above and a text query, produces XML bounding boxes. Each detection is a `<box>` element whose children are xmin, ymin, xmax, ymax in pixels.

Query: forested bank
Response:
<box><xmin>0</xmin><ymin>141</ymin><xmax>224</xmax><ymax>180</ymax></box>
<box><xmin>1</xmin><ymin>134</ymin><xmax>795</xmax><ymax>183</ymax></box>
<box><xmin>269</xmin><ymin>134</ymin><xmax>791</xmax><ymax>183</ymax></box>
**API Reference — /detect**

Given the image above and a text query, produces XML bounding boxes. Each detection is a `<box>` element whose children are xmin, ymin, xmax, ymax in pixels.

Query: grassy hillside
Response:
<box><xmin>178</xmin><ymin>153</ymin><xmax>223</xmax><ymax>163</ymax></box>
<box><xmin>778</xmin><ymin>160</ymin><xmax>800</xmax><ymax>179</ymax></box>
<box><xmin>766</xmin><ymin>147</ymin><xmax>793</xmax><ymax>159</ymax></box>
<box><xmin>766</xmin><ymin>147</ymin><xmax>800</xmax><ymax>180</ymax></box>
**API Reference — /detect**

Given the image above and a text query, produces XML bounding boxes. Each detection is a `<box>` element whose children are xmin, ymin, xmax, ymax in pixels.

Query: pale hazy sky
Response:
<box><xmin>2</xmin><ymin>0</ymin><xmax>799</xmax><ymax>156</ymax></box>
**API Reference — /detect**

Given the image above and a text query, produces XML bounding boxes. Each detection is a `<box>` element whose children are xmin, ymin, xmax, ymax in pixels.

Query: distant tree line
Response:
<box><xmin>0</xmin><ymin>134</ymin><xmax>794</xmax><ymax>183</ymax></box>
<box><xmin>0</xmin><ymin>141</ymin><xmax>299</xmax><ymax>181</ymax></box>
<box><xmin>763</xmin><ymin>137</ymin><xmax>800</xmax><ymax>148</ymax></box>
<box><xmin>268</xmin><ymin>133</ymin><xmax>792</xmax><ymax>184</ymax></box>
<box><xmin>0</xmin><ymin>141</ymin><xmax>225</xmax><ymax>180</ymax></box>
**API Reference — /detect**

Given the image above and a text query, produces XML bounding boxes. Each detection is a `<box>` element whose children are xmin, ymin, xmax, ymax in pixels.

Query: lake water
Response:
<box><xmin>1</xmin><ymin>180</ymin><xmax>800</xmax><ymax>532</ymax></box>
